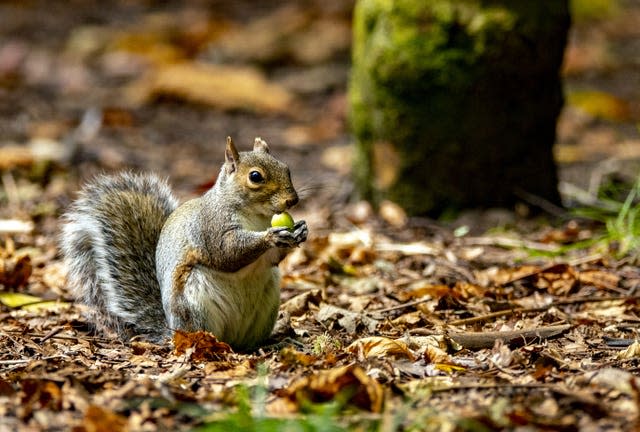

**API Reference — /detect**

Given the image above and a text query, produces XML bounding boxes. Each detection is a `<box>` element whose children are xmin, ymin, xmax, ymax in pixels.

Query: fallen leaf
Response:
<box><xmin>617</xmin><ymin>341</ymin><xmax>640</xmax><ymax>360</ymax></box>
<box><xmin>316</xmin><ymin>303</ymin><xmax>378</xmax><ymax>333</ymax></box>
<box><xmin>423</xmin><ymin>345</ymin><xmax>452</xmax><ymax>364</ymax></box>
<box><xmin>391</xmin><ymin>311</ymin><xmax>423</xmax><ymax>326</ymax></box>
<box><xmin>577</xmin><ymin>269</ymin><xmax>620</xmax><ymax>291</ymax></box>
<box><xmin>108</xmin><ymin>28</ymin><xmax>186</xmax><ymax>65</ymax></box>
<box><xmin>433</xmin><ymin>363</ymin><xmax>466</xmax><ymax>374</ymax></box>
<box><xmin>82</xmin><ymin>405</ymin><xmax>128</xmax><ymax>432</ymax></box>
<box><xmin>536</xmin><ymin>265</ymin><xmax>578</xmax><ymax>296</ymax></box>
<box><xmin>284</xmin><ymin>364</ymin><xmax>384</xmax><ymax>413</ymax></box>
<box><xmin>585</xmin><ymin>367</ymin><xmax>640</xmax><ymax>395</ymax></box>
<box><xmin>379</xmin><ymin>200</ymin><xmax>408</xmax><ymax>228</ymax></box>
<box><xmin>280</xmin><ymin>289</ymin><xmax>322</xmax><ymax>316</ymax></box>
<box><xmin>280</xmin><ymin>346</ymin><xmax>318</xmax><ymax>367</ymax></box>
<box><xmin>0</xmin><ymin>292</ymin><xmax>41</xmax><ymax>308</ymax></box>
<box><xmin>0</xmin><ymin>254</ymin><xmax>32</xmax><ymax>288</ymax></box>
<box><xmin>126</xmin><ymin>62</ymin><xmax>295</xmax><ymax>115</ymax></box>
<box><xmin>173</xmin><ymin>329</ymin><xmax>233</xmax><ymax>362</ymax></box>
<box><xmin>288</xmin><ymin>18</ymin><xmax>351</xmax><ymax>64</ymax></box>
<box><xmin>479</xmin><ymin>265</ymin><xmax>541</xmax><ymax>286</ymax></box>
<box><xmin>19</xmin><ymin>379</ymin><xmax>63</xmax><ymax>419</ymax></box>
<box><xmin>567</xmin><ymin>90</ymin><xmax>631</xmax><ymax>122</ymax></box>
<box><xmin>0</xmin><ymin>145</ymin><xmax>33</xmax><ymax>170</ymax></box>
<box><xmin>22</xmin><ymin>300</ymin><xmax>69</xmax><ymax>312</ymax></box>
<box><xmin>0</xmin><ymin>378</ymin><xmax>15</xmax><ymax>397</ymax></box>
<box><xmin>397</xmin><ymin>283</ymin><xmax>449</xmax><ymax>302</ymax></box>
<box><xmin>347</xmin><ymin>336</ymin><xmax>416</xmax><ymax>361</ymax></box>
<box><xmin>212</xmin><ymin>5</ymin><xmax>310</xmax><ymax>64</ymax></box>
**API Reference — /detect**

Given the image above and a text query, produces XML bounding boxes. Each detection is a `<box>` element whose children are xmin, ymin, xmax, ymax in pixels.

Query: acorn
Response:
<box><xmin>271</xmin><ymin>212</ymin><xmax>295</xmax><ymax>231</ymax></box>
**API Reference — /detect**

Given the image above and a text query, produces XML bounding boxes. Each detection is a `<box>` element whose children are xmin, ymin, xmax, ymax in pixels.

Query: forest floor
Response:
<box><xmin>1</xmin><ymin>1</ymin><xmax>640</xmax><ymax>430</ymax></box>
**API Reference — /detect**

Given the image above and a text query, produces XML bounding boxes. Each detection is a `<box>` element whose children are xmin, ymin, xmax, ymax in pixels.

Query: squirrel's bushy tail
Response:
<box><xmin>61</xmin><ymin>172</ymin><xmax>179</xmax><ymax>341</ymax></box>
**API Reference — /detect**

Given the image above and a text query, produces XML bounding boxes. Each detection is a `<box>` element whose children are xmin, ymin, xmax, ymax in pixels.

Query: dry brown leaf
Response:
<box><xmin>480</xmin><ymin>265</ymin><xmax>541</xmax><ymax>286</ymax></box>
<box><xmin>0</xmin><ymin>145</ymin><xmax>33</xmax><ymax>170</ymax></box>
<box><xmin>577</xmin><ymin>269</ymin><xmax>621</xmax><ymax>291</ymax></box>
<box><xmin>280</xmin><ymin>346</ymin><xmax>317</xmax><ymax>367</ymax></box>
<box><xmin>204</xmin><ymin>359</ymin><xmax>252</xmax><ymax>378</ymax></box>
<box><xmin>82</xmin><ymin>405</ymin><xmax>128</xmax><ymax>432</ymax></box>
<box><xmin>316</xmin><ymin>303</ymin><xmax>378</xmax><ymax>333</ymax></box>
<box><xmin>347</xmin><ymin>336</ymin><xmax>416</xmax><ymax>361</ymax></box>
<box><xmin>284</xmin><ymin>364</ymin><xmax>384</xmax><ymax>413</ymax></box>
<box><xmin>0</xmin><ymin>378</ymin><xmax>15</xmax><ymax>397</ymax></box>
<box><xmin>213</xmin><ymin>5</ymin><xmax>310</xmax><ymax>64</ymax></box>
<box><xmin>280</xmin><ymin>289</ymin><xmax>322</xmax><ymax>316</ymax></box>
<box><xmin>585</xmin><ymin>367</ymin><xmax>640</xmax><ymax>395</ymax></box>
<box><xmin>379</xmin><ymin>200</ymin><xmax>408</xmax><ymax>228</ymax></box>
<box><xmin>288</xmin><ymin>18</ymin><xmax>351</xmax><ymax>64</ymax></box>
<box><xmin>391</xmin><ymin>311</ymin><xmax>423</xmax><ymax>326</ymax></box>
<box><xmin>452</xmin><ymin>281</ymin><xmax>487</xmax><ymax>300</ymax></box>
<box><xmin>173</xmin><ymin>329</ymin><xmax>232</xmax><ymax>362</ymax></box>
<box><xmin>536</xmin><ymin>265</ymin><xmax>577</xmax><ymax>296</ymax></box>
<box><xmin>567</xmin><ymin>90</ymin><xmax>631</xmax><ymax>122</ymax></box>
<box><xmin>19</xmin><ymin>379</ymin><xmax>63</xmax><ymax>419</ymax></box>
<box><xmin>0</xmin><ymin>253</ymin><xmax>32</xmax><ymax>288</ymax></box>
<box><xmin>397</xmin><ymin>283</ymin><xmax>449</xmax><ymax>302</ymax></box>
<box><xmin>617</xmin><ymin>341</ymin><xmax>640</xmax><ymax>360</ymax></box>
<box><xmin>423</xmin><ymin>345</ymin><xmax>452</xmax><ymax>364</ymax></box>
<box><xmin>126</xmin><ymin>62</ymin><xmax>295</xmax><ymax>114</ymax></box>
<box><xmin>108</xmin><ymin>29</ymin><xmax>186</xmax><ymax>65</ymax></box>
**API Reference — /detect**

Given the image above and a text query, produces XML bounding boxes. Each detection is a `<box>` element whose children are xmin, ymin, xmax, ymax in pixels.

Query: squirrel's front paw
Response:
<box><xmin>268</xmin><ymin>220</ymin><xmax>308</xmax><ymax>248</ymax></box>
<box><xmin>292</xmin><ymin>220</ymin><xmax>308</xmax><ymax>244</ymax></box>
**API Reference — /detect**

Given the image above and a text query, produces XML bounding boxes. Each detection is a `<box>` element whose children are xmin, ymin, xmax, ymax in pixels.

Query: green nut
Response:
<box><xmin>271</xmin><ymin>212</ymin><xmax>295</xmax><ymax>231</ymax></box>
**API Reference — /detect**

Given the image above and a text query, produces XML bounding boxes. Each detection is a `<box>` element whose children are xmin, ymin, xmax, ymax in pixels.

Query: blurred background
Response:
<box><xmin>0</xmin><ymin>0</ymin><xmax>638</xmax><ymax>233</ymax></box>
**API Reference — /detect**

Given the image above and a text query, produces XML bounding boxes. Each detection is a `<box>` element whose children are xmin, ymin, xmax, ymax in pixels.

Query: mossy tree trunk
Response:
<box><xmin>349</xmin><ymin>0</ymin><xmax>570</xmax><ymax>216</ymax></box>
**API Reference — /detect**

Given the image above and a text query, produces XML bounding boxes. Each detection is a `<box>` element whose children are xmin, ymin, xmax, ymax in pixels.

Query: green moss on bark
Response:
<box><xmin>350</xmin><ymin>0</ymin><xmax>569</xmax><ymax>216</ymax></box>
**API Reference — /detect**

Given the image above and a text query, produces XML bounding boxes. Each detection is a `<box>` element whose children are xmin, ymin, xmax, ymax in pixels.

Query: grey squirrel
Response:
<box><xmin>61</xmin><ymin>137</ymin><xmax>308</xmax><ymax>350</ymax></box>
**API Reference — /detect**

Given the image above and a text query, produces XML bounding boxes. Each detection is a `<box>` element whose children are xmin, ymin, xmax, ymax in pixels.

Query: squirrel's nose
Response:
<box><xmin>285</xmin><ymin>193</ymin><xmax>299</xmax><ymax>208</ymax></box>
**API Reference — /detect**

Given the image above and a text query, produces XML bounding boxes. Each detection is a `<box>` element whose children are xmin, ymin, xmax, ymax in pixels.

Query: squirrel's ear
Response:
<box><xmin>253</xmin><ymin>137</ymin><xmax>270</xmax><ymax>154</ymax></box>
<box><xmin>225</xmin><ymin>136</ymin><xmax>240</xmax><ymax>174</ymax></box>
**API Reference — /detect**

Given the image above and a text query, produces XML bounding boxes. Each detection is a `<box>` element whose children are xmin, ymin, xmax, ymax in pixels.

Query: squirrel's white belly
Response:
<box><xmin>182</xmin><ymin>250</ymin><xmax>281</xmax><ymax>348</ymax></box>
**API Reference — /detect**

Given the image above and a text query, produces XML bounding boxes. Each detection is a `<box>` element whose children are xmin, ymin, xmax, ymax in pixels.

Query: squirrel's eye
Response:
<box><xmin>249</xmin><ymin>171</ymin><xmax>264</xmax><ymax>183</ymax></box>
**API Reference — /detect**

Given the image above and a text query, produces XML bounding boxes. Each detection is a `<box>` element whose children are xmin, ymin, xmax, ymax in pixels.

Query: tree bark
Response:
<box><xmin>349</xmin><ymin>0</ymin><xmax>570</xmax><ymax>216</ymax></box>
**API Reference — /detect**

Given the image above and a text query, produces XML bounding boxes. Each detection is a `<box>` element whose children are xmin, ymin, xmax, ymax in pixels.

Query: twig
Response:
<box><xmin>40</xmin><ymin>326</ymin><xmax>64</xmax><ymax>343</ymax></box>
<box><xmin>448</xmin><ymin>324</ymin><xmax>571</xmax><ymax>350</ymax></box>
<box><xmin>449</xmin><ymin>324</ymin><xmax>571</xmax><ymax>349</ymax></box>
<box><xmin>0</xmin><ymin>359</ymin><xmax>30</xmax><ymax>365</ymax></box>
<box><xmin>0</xmin><ymin>219</ymin><xmax>34</xmax><ymax>234</ymax></box>
<box><xmin>513</xmin><ymin>187</ymin><xmax>567</xmax><ymax>218</ymax></box>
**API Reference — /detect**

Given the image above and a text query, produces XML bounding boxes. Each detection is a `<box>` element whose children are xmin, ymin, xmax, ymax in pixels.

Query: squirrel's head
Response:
<box><xmin>222</xmin><ymin>136</ymin><xmax>299</xmax><ymax>217</ymax></box>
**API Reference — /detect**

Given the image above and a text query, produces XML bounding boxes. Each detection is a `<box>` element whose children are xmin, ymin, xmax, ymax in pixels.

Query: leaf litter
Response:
<box><xmin>2</xmin><ymin>0</ymin><xmax>640</xmax><ymax>430</ymax></box>
<box><xmin>3</xmin><ymin>213</ymin><xmax>640</xmax><ymax>430</ymax></box>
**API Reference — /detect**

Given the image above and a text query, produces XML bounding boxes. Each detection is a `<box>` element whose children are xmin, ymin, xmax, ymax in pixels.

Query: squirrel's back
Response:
<box><xmin>61</xmin><ymin>172</ymin><xmax>179</xmax><ymax>341</ymax></box>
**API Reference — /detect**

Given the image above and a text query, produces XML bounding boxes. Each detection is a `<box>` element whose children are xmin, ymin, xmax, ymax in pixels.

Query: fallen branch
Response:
<box><xmin>448</xmin><ymin>323</ymin><xmax>571</xmax><ymax>350</ymax></box>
